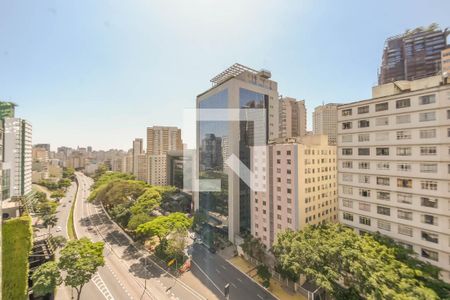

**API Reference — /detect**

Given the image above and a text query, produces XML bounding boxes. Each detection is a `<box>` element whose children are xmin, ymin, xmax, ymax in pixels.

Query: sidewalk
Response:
<box><xmin>228</xmin><ymin>256</ymin><xmax>306</xmax><ymax>300</ymax></box>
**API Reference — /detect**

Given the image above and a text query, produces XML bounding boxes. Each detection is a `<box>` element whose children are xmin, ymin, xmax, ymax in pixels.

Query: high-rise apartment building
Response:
<box><xmin>146</xmin><ymin>126</ymin><xmax>183</xmax><ymax>185</ymax></box>
<box><xmin>337</xmin><ymin>75</ymin><xmax>450</xmax><ymax>280</ymax></box>
<box><xmin>132</xmin><ymin>138</ymin><xmax>143</xmax><ymax>178</ymax></box>
<box><xmin>379</xmin><ymin>25</ymin><xmax>449</xmax><ymax>85</ymax></box>
<box><xmin>0</xmin><ymin>102</ymin><xmax>16</xmax><ymax>121</ymax></box>
<box><xmin>279</xmin><ymin>97</ymin><xmax>307</xmax><ymax>138</ymax></box>
<box><xmin>4</xmin><ymin>118</ymin><xmax>32</xmax><ymax>197</ymax></box>
<box><xmin>137</xmin><ymin>153</ymin><xmax>148</xmax><ymax>182</ymax></box>
<box><xmin>195</xmin><ymin>63</ymin><xmax>279</xmax><ymax>242</ymax></box>
<box><xmin>313</xmin><ymin>103</ymin><xmax>340</xmax><ymax>145</ymax></box>
<box><xmin>251</xmin><ymin>135</ymin><xmax>337</xmax><ymax>248</ymax></box>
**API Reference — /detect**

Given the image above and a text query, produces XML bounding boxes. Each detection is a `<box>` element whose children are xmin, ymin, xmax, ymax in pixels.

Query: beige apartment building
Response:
<box><xmin>251</xmin><ymin>135</ymin><xmax>337</xmax><ymax>248</ymax></box>
<box><xmin>132</xmin><ymin>138</ymin><xmax>143</xmax><ymax>178</ymax></box>
<box><xmin>337</xmin><ymin>75</ymin><xmax>450</xmax><ymax>281</ymax></box>
<box><xmin>146</xmin><ymin>126</ymin><xmax>183</xmax><ymax>185</ymax></box>
<box><xmin>279</xmin><ymin>97</ymin><xmax>307</xmax><ymax>138</ymax></box>
<box><xmin>313</xmin><ymin>103</ymin><xmax>340</xmax><ymax>145</ymax></box>
<box><xmin>136</xmin><ymin>153</ymin><xmax>148</xmax><ymax>182</ymax></box>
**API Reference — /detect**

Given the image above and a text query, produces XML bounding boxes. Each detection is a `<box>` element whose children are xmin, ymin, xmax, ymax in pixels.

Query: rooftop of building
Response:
<box><xmin>339</xmin><ymin>74</ymin><xmax>450</xmax><ymax>108</ymax></box>
<box><xmin>269</xmin><ymin>134</ymin><xmax>331</xmax><ymax>146</ymax></box>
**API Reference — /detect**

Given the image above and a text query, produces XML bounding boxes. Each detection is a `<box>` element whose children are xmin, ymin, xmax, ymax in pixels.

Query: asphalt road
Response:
<box><xmin>73</xmin><ymin>172</ymin><xmax>205</xmax><ymax>300</ymax></box>
<box><xmin>191</xmin><ymin>244</ymin><xmax>277</xmax><ymax>300</ymax></box>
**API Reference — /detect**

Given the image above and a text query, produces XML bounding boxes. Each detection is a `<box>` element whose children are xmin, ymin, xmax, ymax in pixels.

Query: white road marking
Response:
<box><xmin>237</xmin><ymin>277</ymin><xmax>243</xmax><ymax>282</ymax></box>
<box><xmin>215</xmin><ymin>268</ymin><xmax>221</xmax><ymax>274</ymax></box>
<box><xmin>221</xmin><ymin>265</ymin><xmax>226</xmax><ymax>270</ymax></box>
<box><xmin>92</xmin><ymin>273</ymin><xmax>115</xmax><ymax>300</ymax></box>
<box><xmin>231</xmin><ymin>283</ymin><xmax>237</xmax><ymax>288</ymax></box>
<box><xmin>257</xmin><ymin>294</ymin><xmax>263</xmax><ymax>299</ymax></box>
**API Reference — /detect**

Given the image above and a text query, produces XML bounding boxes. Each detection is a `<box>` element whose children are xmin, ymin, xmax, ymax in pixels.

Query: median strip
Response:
<box><xmin>67</xmin><ymin>178</ymin><xmax>79</xmax><ymax>240</ymax></box>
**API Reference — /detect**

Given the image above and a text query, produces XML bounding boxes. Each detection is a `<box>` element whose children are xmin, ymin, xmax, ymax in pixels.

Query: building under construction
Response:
<box><xmin>378</xmin><ymin>24</ymin><xmax>449</xmax><ymax>84</ymax></box>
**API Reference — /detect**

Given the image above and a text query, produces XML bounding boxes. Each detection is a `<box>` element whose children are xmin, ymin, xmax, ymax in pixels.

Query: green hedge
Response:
<box><xmin>2</xmin><ymin>216</ymin><xmax>33</xmax><ymax>300</ymax></box>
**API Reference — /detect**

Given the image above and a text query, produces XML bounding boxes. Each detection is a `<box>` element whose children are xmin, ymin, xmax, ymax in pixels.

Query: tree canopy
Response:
<box><xmin>136</xmin><ymin>212</ymin><xmax>192</xmax><ymax>241</ymax></box>
<box><xmin>272</xmin><ymin>223</ymin><xmax>439</xmax><ymax>300</ymax></box>
<box><xmin>58</xmin><ymin>238</ymin><xmax>105</xmax><ymax>300</ymax></box>
<box><xmin>31</xmin><ymin>261</ymin><xmax>62</xmax><ymax>297</ymax></box>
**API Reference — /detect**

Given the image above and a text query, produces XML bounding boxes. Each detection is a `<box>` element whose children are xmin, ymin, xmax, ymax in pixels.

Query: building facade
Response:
<box><xmin>442</xmin><ymin>47</ymin><xmax>450</xmax><ymax>75</ymax></box>
<box><xmin>251</xmin><ymin>135</ymin><xmax>337</xmax><ymax>248</ymax></box>
<box><xmin>146</xmin><ymin>126</ymin><xmax>183</xmax><ymax>185</ymax></box>
<box><xmin>132</xmin><ymin>138</ymin><xmax>144</xmax><ymax>178</ymax></box>
<box><xmin>279</xmin><ymin>97</ymin><xmax>306</xmax><ymax>138</ymax></box>
<box><xmin>195</xmin><ymin>63</ymin><xmax>279</xmax><ymax>243</ymax></box>
<box><xmin>379</xmin><ymin>25</ymin><xmax>449</xmax><ymax>84</ymax></box>
<box><xmin>313</xmin><ymin>103</ymin><xmax>340</xmax><ymax>145</ymax></box>
<box><xmin>337</xmin><ymin>75</ymin><xmax>450</xmax><ymax>280</ymax></box>
<box><xmin>3</xmin><ymin>118</ymin><xmax>32</xmax><ymax>197</ymax></box>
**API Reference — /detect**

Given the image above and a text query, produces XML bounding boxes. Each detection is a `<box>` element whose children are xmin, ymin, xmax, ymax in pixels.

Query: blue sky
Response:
<box><xmin>0</xmin><ymin>0</ymin><xmax>448</xmax><ymax>150</ymax></box>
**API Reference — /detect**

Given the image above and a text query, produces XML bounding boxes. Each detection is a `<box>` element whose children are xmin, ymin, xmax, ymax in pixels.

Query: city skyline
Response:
<box><xmin>1</xmin><ymin>0</ymin><xmax>449</xmax><ymax>150</ymax></box>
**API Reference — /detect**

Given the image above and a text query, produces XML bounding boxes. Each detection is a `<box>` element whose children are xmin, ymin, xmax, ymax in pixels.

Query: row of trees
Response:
<box><xmin>271</xmin><ymin>223</ymin><xmax>450</xmax><ymax>299</ymax></box>
<box><xmin>89</xmin><ymin>171</ymin><xmax>192</xmax><ymax>264</ymax></box>
<box><xmin>32</xmin><ymin>238</ymin><xmax>104</xmax><ymax>300</ymax></box>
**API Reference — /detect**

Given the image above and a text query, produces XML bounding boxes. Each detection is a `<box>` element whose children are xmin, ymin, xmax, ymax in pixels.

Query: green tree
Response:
<box><xmin>109</xmin><ymin>204</ymin><xmax>132</xmax><ymax>227</ymax></box>
<box><xmin>94</xmin><ymin>180</ymin><xmax>148</xmax><ymax>208</ymax></box>
<box><xmin>31</xmin><ymin>261</ymin><xmax>62</xmax><ymax>297</ymax></box>
<box><xmin>257</xmin><ymin>264</ymin><xmax>271</xmax><ymax>288</ymax></box>
<box><xmin>58</xmin><ymin>238</ymin><xmax>105</xmax><ymax>300</ymax></box>
<box><xmin>127</xmin><ymin>213</ymin><xmax>153</xmax><ymax>231</ymax></box>
<box><xmin>63</xmin><ymin>167</ymin><xmax>75</xmax><ymax>180</ymax></box>
<box><xmin>58</xmin><ymin>178</ymin><xmax>72</xmax><ymax>189</ymax></box>
<box><xmin>50</xmin><ymin>190</ymin><xmax>65</xmax><ymax>201</ymax></box>
<box><xmin>49</xmin><ymin>235</ymin><xmax>67</xmax><ymax>249</ymax></box>
<box><xmin>129</xmin><ymin>188</ymin><xmax>161</xmax><ymax>215</ymax></box>
<box><xmin>272</xmin><ymin>223</ymin><xmax>439</xmax><ymax>300</ymax></box>
<box><xmin>136</xmin><ymin>212</ymin><xmax>192</xmax><ymax>242</ymax></box>
<box><xmin>37</xmin><ymin>201</ymin><xmax>58</xmax><ymax>221</ymax></box>
<box><xmin>42</xmin><ymin>214</ymin><xmax>58</xmax><ymax>233</ymax></box>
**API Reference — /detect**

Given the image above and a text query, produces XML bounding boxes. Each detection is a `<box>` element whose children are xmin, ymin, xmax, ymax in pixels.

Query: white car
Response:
<box><xmin>56</xmin><ymin>226</ymin><xmax>62</xmax><ymax>232</ymax></box>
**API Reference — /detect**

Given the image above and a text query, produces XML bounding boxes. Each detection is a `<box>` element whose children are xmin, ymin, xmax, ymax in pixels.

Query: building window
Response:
<box><xmin>375</xmin><ymin>102</ymin><xmax>388</xmax><ymax>111</ymax></box>
<box><xmin>342</xmin><ymin>135</ymin><xmax>353</xmax><ymax>143</ymax></box>
<box><xmin>342</xmin><ymin>186</ymin><xmax>353</xmax><ymax>195</ymax></box>
<box><xmin>421</xmin><ymin>248</ymin><xmax>438</xmax><ymax>261</ymax></box>
<box><xmin>376</xmin><ymin>117</ymin><xmax>389</xmax><ymax>126</ymax></box>
<box><xmin>398</xmin><ymin>225</ymin><xmax>413</xmax><ymax>236</ymax></box>
<box><xmin>420</xmin><ymin>163</ymin><xmax>437</xmax><ymax>173</ymax></box>
<box><xmin>358</xmin><ymin>105</ymin><xmax>369</xmax><ymax>114</ymax></box>
<box><xmin>343</xmin><ymin>212</ymin><xmax>353</xmax><ymax>221</ymax></box>
<box><xmin>358</xmin><ymin>120</ymin><xmax>370</xmax><ymax>128</ymax></box>
<box><xmin>376</xmin><ymin>147</ymin><xmax>389</xmax><ymax>156</ymax></box>
<box><xmin>342</xmin><ymin>109</ymin><xmax>352</xmax><ymax>116</ymax></box>
<box><xmin>342</xmin><ymin>148</ymin><xmax>353</xmax><ymax>155</ymax></box>
<box><xmin>419</xmin><ymin>111</ymin><xmax>436</xmax><ymax>122</ymax></box>
<box><xmin>421</xmin><ymin>181</ymin><xmax>437</xmax><ymax>191</ymax></box>
<box><xmin>359</xmin><ymin>216</ymin><xmax>371</xmax><ymax>226</ymax></box>
<box><xmin>396</xmin><ymin>130</ymin><xmax>411</xmax><ymax>140</ymax></box>
<box><xmin>377</xmin><ymin>191</ymin><xmax>390</xmax><ymax>201</ymax></box>
<box><xmin>397</xmin><ymin>178</ymin><xmax>412</xmax><ymax>188</ymax></box>
<box><xmin>396</xmin><ymin>98</ymin><xmax>410</xmax><ymax>108</ymax></box>
<box><xmin>376</xmin><ymin>177</ymin><xmax>390</xmax><ymax>186</ymax></box>
<box><xmin>448</xmin><ymin>109</ymin><xmax>450</xmax><ymax>119</ymax></box>
<box><xmin>397</xmin><ymin>163</ymin><xmax>411</xmax><ymax>172</ymax></box>
<box><xmin>397</xmin><ymin>193</ymin><xmax>412</xmax><ymax>204</ymax></box>
<box><xmin>342</xmin><ymin>174</ymin><xmax>353</xmax><ymax>182</ymax></box>
<box><xmin>359</xmin><ymin>189</ymin><xmax>371</xmax><ymax>197</ymax></box>
<box><xmin>375</xmin><ymin>132</ymin><xmax>389</xmax><ymax>141</ymax></box>
<box><xmin>422</xmin><ymin>214</ymin><xmax>437</xmax><ymax>225</ymax></box>
<box><xmin>358</xmin><ymin>134</ymin><xmax>370</xmax><ymax>142</ymax></box>
<box><xmin>420</xmin><ymin>129</ymin><xmax>436</xmax><ymax>139</ymax></box>
<box><xmin>358</xmin><ymin>148</ymin><xmax>370</xmax><ymax>156</ymax></box>
<box><xmin>342</xmin><ymin>122</ymin><xmax>352</xmax><ymax>129</ymax></box>
<box><xmin>342</xmin><ymin>199</ymin><xmax>353</xmax><ymax>208</ymax></box>
<box><xmin>420</xmin><ymin>146</ymin><xmax>436</xmax><ymax>156</ymax></box>
<box><xmin>396</xmin><ymin>114</ymin><xmax>411</xmax><ymax>124</ymax></box>
<box><xmin>376</xmin><ymin>162</ymin><xmax>389</xmax><ymax>170</ymax></box>
<box><xmin>359</xmin><ymin>162</ymin><xmax>369</xmax><ymax>169</ymax></box>
<box><xmin>398</xmin><ymin>210</ymin><xmax>413</xmax><ymax>220</ymax></box>
<box><xmin>359</xmin><ymin>175</ymin><xmax>370</xmax><ymax>184</ymax></box>
<box><xmin>342</xmin><ymin>161</ymin><xmax>353</xmax><ymax>169</ymax></box>
<box><xmin>377</xmin><ymin>206</ymin><xmax>390</xmax><ymax>216</ymax></box>
<box><xmin>377</xmin><ymin>220</ymin><xmax>391</xmax><ymax>231</ymax></box>
<box><xmin>421</xmin><ymin>197</ymin><xmax>438</xmax><ymax>208</ymax></box>
<box><xmin>419</xmin><ymin>94</ymin><xmax>436</xmax><ymax>105</ymax></box>
<box><xmin>396</xmin><ymin>147</ymin><xmax>411</xmax><ymax>156</ymax></box>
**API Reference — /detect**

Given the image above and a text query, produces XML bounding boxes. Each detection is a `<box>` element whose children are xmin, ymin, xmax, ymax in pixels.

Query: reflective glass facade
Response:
<box><xmin>199</xmin><ymin>89</ymin><xmax>230</xmax><ymax>241</ymax></box>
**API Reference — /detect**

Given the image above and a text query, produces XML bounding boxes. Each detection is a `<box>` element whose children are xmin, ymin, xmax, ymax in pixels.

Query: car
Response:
<box><xmin>56</xmin><ymin>226</ymin><xmax>62</xmax><ymax>232</ymax></box>
<box><xmin>62</xmin><ymin>204</ymin><xmax>66</xmax><ymax>207</ymax></box>
<box><xmin>87</xmin><ymin>227</ymin><xmax>94</xmax><ymax>231</ymax></box>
